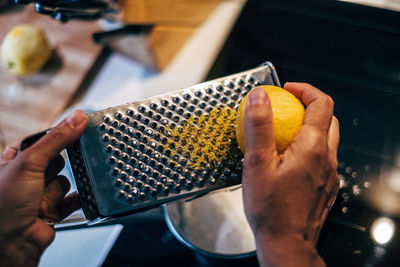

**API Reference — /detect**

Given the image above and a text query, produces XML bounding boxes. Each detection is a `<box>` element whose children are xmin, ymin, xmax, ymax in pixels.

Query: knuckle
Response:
<box><xmin>243</xmin><ymin>150</ymin><xmax>269</xmax><ymax>170</ymax></box>
<box><xmin>246</xmin><ymin>109</ymin><xmax>271</xmax><ymax>128</ymax></box>
<box><xmin>16</xmin><ymin>152</ymin><xmax>43</xmax><ymax>170</ymax></box>
<box><xmin>47</xmin><ymin>127</ymin><xmax>66</xmax><ymax>141</ymax></box>
<box><xmin>321</xmin><ymin>95</ymin><xmax>334</xmax><ymax>109</ymax></box>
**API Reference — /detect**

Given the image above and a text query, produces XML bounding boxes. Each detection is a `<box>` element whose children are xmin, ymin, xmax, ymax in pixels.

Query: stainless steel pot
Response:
<box><xmin>163</xmin><ymin>186</ymin><xmax>256</xmax><ymax>260</ymax></box>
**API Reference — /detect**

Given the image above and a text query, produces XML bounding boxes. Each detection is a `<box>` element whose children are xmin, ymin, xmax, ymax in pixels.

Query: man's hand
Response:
<box><xmin>0</xmin><ymin>110</ymin><xmax>87</xmax><ymax>267</ymax></box>
<box><xmin>242</xmin><ymin>83</ymin><xmax>340</xmax><ymax>267</ymax></box>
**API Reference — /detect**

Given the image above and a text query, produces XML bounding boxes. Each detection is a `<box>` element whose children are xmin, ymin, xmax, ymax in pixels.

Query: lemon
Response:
<box><xmin>236</xmin><ymin>85</ymin><xmax>305</xmax><ymax>154</ymax></box>
<box><xmin>1</xmin><ymin>24</ymin><xmax>51</xmax><ymax>76</ymax></box>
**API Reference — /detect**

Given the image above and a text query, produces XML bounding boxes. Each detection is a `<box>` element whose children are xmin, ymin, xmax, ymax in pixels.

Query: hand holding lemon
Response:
<box><xmin>1</xmin><ymin>24</ymin><xmax>51</xmax><ymax>76</ymax></box>
<box><xmin>240</xmin><ymin>82</ymin><xmax>339</xmax><ymax>267</ymax></box>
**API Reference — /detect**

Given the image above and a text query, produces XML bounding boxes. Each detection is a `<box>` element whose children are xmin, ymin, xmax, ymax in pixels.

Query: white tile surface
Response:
<box><xmin>39</xmin><ymin>225</ymin><xmax>123</xmax><ymax>267</ymax></box>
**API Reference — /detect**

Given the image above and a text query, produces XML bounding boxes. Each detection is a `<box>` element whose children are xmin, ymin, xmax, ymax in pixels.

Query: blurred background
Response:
<box><xmin>1</xmin><ymin>0</ymin><xmax>400</xmax><ymax>266</ymax></box>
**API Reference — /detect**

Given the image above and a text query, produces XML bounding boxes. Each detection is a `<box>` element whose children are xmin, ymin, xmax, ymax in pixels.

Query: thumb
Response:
<box><xmin>24</xmin><ymin>110</ymin><xmax>87</xmax><ymax>168</ymax></box>
<box><xmin>243</xmin><ymin>87</ymin><xmax>277</xmax><ymax>167</ymax></box>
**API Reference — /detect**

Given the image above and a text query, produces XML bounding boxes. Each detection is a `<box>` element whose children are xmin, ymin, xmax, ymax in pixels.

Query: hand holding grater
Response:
<box><xmin>21</xmin><ymin>62</ymin><xmax>281</xmax><ymax>225</ymax></box>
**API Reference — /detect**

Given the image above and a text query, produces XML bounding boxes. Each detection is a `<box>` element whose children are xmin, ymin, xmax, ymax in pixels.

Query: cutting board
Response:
<box><xmin>0</xmin><ymin>6</ymin><xmax>102</xmax><ymax>146</ymax></box>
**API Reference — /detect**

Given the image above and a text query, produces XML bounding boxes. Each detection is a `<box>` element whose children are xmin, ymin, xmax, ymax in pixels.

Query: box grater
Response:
<box><xmin>66</xmin><ymin>62</ymin><xmax>281</xmax><ymax>223</ymax></box>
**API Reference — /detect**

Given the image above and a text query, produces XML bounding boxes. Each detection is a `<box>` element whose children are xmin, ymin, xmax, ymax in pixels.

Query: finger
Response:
<box><xmin>284</xmin><ymin>82</ymin><xmax>334</xmax><ymax>133</ymax></box>
<box><xmin>41</xmin><ymin>175</ymin><xmax>71</xmax><ymax>216</ymax></box>
<box><xmin>44</xmin><ymin>154</ymin><xmax>65</xmax><ymax>185</ymax></box>
<box><xmin>0</xmin><ymin>139</ymin><xmax>22</xmax><ymax>160</ymax></box>
<box><xmin>243</xmin><ymin>87</ymin><xmax>277</xmax><ymax>164</ymax></box>
<box><xmin>24</xmin><ymin>218</ymin><xmax>55</xmax><ymax>253</ymax></box>
<box><xmin>327</xmin><ymin>116</ymin><xmax>340</xmax><ymax>163</ymax></box>
<box><xmin>56</xmin><ymin>191</ymin><xmax>81</xmax><ymax>220</ymax></box>
<box><xmin>23</xmin><ymin>110</ymin><xmax>86</xmax><ymax>169</ymax></box>
<box><xmin>322</xmin><ymin>117</ymin><xmax>340</xmax><ymax>198</ymax></box>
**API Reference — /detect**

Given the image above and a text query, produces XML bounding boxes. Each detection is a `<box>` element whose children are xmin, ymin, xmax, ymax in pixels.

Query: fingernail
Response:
<box><xmin>66</xmin><ymin>110</ymin><xmax>85</xmax><ymax>128</ymax></box>
<box><xmin>248</xmin><ymin>87</ymin><xmax>267</xmax><ymax>106</ymax></box>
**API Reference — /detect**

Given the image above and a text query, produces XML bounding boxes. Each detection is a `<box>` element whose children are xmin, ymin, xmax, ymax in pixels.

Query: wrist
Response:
<box><xmin>254</xmin><ymin>232</ymin><xmax>325</xmax><ymax>267</ymax></box>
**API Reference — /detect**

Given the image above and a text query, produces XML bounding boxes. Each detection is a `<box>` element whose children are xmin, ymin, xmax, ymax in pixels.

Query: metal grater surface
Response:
<box><xmin>66</xmin><ymin>63</ymin><xmax>280</xmax><ymax>221</ymax></box>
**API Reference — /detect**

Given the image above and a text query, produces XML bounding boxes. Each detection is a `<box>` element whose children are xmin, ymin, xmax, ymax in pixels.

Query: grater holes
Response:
<box><xmin>150</xmin><ymin>103</ymin><xmax>158</xmax><ymax>110</ymax></box>
<box><xmin>122</xmin><ymin>134</ymin><xmax>130</xmax><ymax>142</ymax></box>
<box><xmin>245</xmin><ymin>84</ymin><xmax>252</xmax><ymax>91</ymax></box>
<box><xmin>121</xmin><ymin>152</ymin><xmax>129</xmax><ymax>161</ymax></box>
<box><xmin>143</xmin><ymin>118</ymin><xmax>150</xmax><ymax>125</ymax></box>
<box><xmin>112</xmin><ymin>120</ymin><xmax>119</xmax><ymax>127</ymax></box>
<box><xmin>118</xmin><ymin>142</ymin><xmax>126</xmax><ymax>150</ymax></box>
<box><xmin>172</xmin><ymin>116</ymin><xmax>180</xmax><ymax>123</ymax></box>
<box><xmin>99</xmin><ymin>123</ymin><xmax>107</xmax><ymax>131</ymax></box>
<box><xmin>255</xmin><ymin>80</ymin><xmax>262</xmax><ymax>86</ymax></box>
<box><xmin>225</xmin><ymin>80</ymin><xmax>234</xmax><ymax>88</ymax></box>
<box><xmin>113</xmin><ymin>148</ymin><xmax>121</xmax><ymax>157</ymax></box>
<box><xmin>194</xmin><ymin>91</ymin><xmax>202</xmax><ymax>97</ymax></box>
<box><xmin>213</xmin><ymin>93</ymin><xmax>221</xmax><ymax>99</ymax></box>
<box><xmin>138</xmin><ymin>124</ymin><xmax>145</xmax><ymax>132</ymax></box>
<box><xmin>102</xmin><ymin>133</ymin><xmax>110</xmax><ymax>142</ymax></box>
<box><xmin>115</xmin><ymin>112</ymin><xmax>123</xmax><ymax>120</ymax></box>
<box><xmin>180</xmin><ymin>101</ymin><xmax>188</xmax><ymax>108</ymax></box>
<box><xmin>138</xmin><ymin>106</ymin><xmax>146</xmax><ymax>113</ymax></box>
<box><xmin>183</xmin><ymin>93</ymin><xmax>191</xmax><ymax>100</ymax></box>
<box><xmin>161</xmin><ymin>99</ymin><xmax>169</xmax><ymax>107</ymax></box>
<box><xmin>166</xmin><ymin>111</ymin><xmax>173</xmax><ymax>118</ymax></box>
<box><xmin>234</xmin><ymin>88</ymin><xmax>242</xmax><ymax>94</ymax></box>
<box><xmin>146</xmin><ymin>110</ymin><xmax>153</xmax><ymax>118</ymax></box>
<box><xmin>127</xmin><ymin>109</ymin><xmax>135</xmax><ymax>117</ymax></box>
<box><xmin>131</xmin><ymin>120</ymin><xmax>139</xmax><ymax>128</ymax></box>
<box><xmin>237</xmin><ymin>78</ymin><xmax>245</xmax><ymax>86</ymax></box>
<box><xmin>187</xmin><ymin>105</ymin><xmax>196</xmax><ymax>112</ymax></box>
<box><xmin>114</xmin><ymin>178</ymin><xmax>123</xmax><ymax>187</ymax></box>
<box><xmin>105</xmin><ymin>144</ymin><xmax>113</xmax><ymax>153</ymax></box>
<box><xmin>115</xmin><ymin>130</ymin><xmax>123</xmax><ymax>138</ymax></box>
<box><xmin>216</xmin><ymin>85</ymin><xmax>223</xmax><ymax>92</ymax></box>
<box><xmin>119</xmin><ymin>123</ymin><xmax>127</xmax><ymax>131</ymax></box>
<box><xmin>127</xmin><ymin>127</ymin><xmax>134</xmax><ymax>136</ymax></box>
<box><xmin>205</xmin><ymin>87</ymin><xmax>213</xmax><ymax>95</ymax></box>
<box><xmin>169</xmin><ymin>104</ymin><xmax>176</xmax><ymax>111</ymax></box>
<box><xmin>173</xmin><ymin>96</ymin><xmax>181</xmax><ymax>103</ymax></box>
<box><xmin>108</xmin><ymin>156</ymin><xmax>117</xmax><ymax>164</ymax></box>
<box><xmin>246</xmin><ymin>75</ymin><xmax>255</xmax><ymax>83</ymax></box>
<box><xmin>154</xmin><ymin>114</ymin><xmax>161</xmax><ymax>121</ymax></box>
<box><xmin>103</xmin><ymin>115</ymin><xmax>112</xmax><ymax>123</ymax></box>
<box><xmin>223</xmin><ymin>90</ymin><xmax>231</xmax><ymax>96</ymax></box>
<box><xmin>150</xmin><ymin>122</ymin><xmax>158</xmax><ymax>129</ymax></box>
<box><xmin>202</xmin><ymin>95</ymin><xmax>210</xmax><ymax>102</ymax></box>
<box><xmin>198</xmin><ymin>102</ymin><xmax>206</xmax><ymax>109</ymax></box>
<box><xmin>191</xmin><ymin>98</ymin><xmax>199</xmax><ymax>105</ymax></box>
<box><xmin>232</xmin><ymin>94</ymin><xmax>239</xmax><ymax>101</ymax></box>
<box><xmin>194</xmin><ymin>109</ymin><xmax>203</xmax><ymax>117</ymax></box>
<box><xmin>221</xmin><ymin>96</ymin><xmax>228</xmax><ymax>103</ymax></box>
<box><xmin>123</xmin><ymin>116</ymin><xmax>131</xmax><ymax>124</ymax></box>
<box><xmin>135</xmin><ymin>114</ymin><xmax>142</xmax><ymax>121</ymax></box>
<box><xmin>177</xmin><ymin>108</ymin><xmax>184</xmax><ymax>115</ymax></box>
<box><xmin>158</xmin><ymin>107</ymin><xmax>166</xmax><ymax>114</ymax></box>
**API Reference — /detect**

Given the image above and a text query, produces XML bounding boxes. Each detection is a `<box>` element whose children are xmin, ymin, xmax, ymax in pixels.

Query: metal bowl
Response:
<box><xmin>163</xmin><ymin>186</ymin><xmax>256</xmax><ymax>259</ymax></box>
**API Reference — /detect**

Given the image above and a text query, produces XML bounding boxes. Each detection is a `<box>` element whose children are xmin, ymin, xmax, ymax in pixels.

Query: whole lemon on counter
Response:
<box><xmin>236</xmin><ymin>85</ymin><xmax>305</xmax><ymax>154</ymax></box>
<box><xmin>1</xmin><ymin>24</ymin><xmax>51</xmax><ymax>76</ymax></box>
